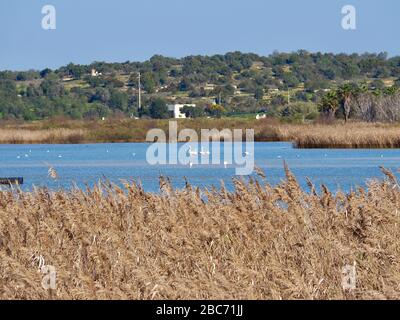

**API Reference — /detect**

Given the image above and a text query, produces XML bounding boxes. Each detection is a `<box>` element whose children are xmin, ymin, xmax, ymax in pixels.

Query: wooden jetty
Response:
<box><xmin>0</xmin><ymin>177</ymin><xmax>24</xmax><ymax>185</ymax></box>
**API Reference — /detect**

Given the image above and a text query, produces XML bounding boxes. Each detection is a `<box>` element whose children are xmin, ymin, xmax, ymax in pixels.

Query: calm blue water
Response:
<box><xmin>0</xmin><ymin>142</ymin><xmax>399</xmax><ymax>193</ymax></box>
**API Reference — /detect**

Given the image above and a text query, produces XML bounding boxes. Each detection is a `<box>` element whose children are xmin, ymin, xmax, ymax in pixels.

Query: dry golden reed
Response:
<box><xmin>0</xmin><ymin>168</ymin><xmax>400</xmax><ymax>300</ymax></box>
<box><xmin>0</xmin><ymin>128</ymin><xmax>86</xmax><ymax>144</ymax></box>
<box><xmin>289</xmin><ymin>123</ymin><xmax>400</xmax><ymax>149</ymax></box>
<box><xmin>2</xmin><ymin>119</ymin><xmax>400</xmax><ymax>148</ymax></box>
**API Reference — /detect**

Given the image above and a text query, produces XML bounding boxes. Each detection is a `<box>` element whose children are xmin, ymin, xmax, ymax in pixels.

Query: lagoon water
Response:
<box><xmin>0</xmin><ymin>142</ymin><xmax>399</xmax><ymax>193</ymax></box>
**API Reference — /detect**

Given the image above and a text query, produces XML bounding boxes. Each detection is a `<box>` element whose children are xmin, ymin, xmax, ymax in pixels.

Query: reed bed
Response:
<box><xmin>290</xmin><ymin>123</ymin><xmax>400</xmax><ymax>149</ymax></box>
<box><xmin>0</xmin><ymin>128</ymin><xmax>86</xmax><ymax>144</ymax></box>
<box><xmin>1</xmin><ymin>119</ymin><xmax>400</xmax><ymax>148</ymax></box>
<box><xmin>0</xmin><ymin>167</ymin><xmax>399</xmax><ymax>300</ymax></box>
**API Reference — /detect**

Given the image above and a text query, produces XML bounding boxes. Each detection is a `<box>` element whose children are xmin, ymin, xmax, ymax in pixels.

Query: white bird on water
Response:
<box><xmin>224</xmin><ymin>161</ymin><xmax>228</xmax><ymax>169</ymax></box>
<box><xmin>48</xmin><ymin>166</ymin><xmax>58</xmax><ymax>180</ymax></box>
<box><xmin>188</xmin><ymin>146</ymin><xmax>198</xmax><ymax>156</ymax></box>
<box><xmin>189</xmin><ymin>161</ymin><xmax>193</xmax><ymax>168</ymax></box>
<box><xmin>199</xmin><ymin>147</ymin><xmax>210</xmax><ymax>156</ymax></box>
<box><xmin>44</xmin><ymin>162</ymin><xmax>58</xmax><ymax>180</ymax></box>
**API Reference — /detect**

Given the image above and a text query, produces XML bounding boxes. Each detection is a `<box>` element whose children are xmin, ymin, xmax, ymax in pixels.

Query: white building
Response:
<box><xmin>167</xmin><ymin>104</ymin><xmax>196</xmax><ymax>119</ymax></box>
<box><xmin>256</xmin><ymin>114</ymin><xmax>267</xmax><ymax>120</ymax></box>
<box><xmin>91</xmin><ymin>69</ymin><xmax>102</xmax><ymax>77</ymax></box>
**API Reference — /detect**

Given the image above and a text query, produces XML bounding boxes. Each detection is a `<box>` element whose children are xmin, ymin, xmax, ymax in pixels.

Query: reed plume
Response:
<box><xmin>0</xmin><ymin>167</ymin><xmax>399</xmax><ymax>300</ymax></box>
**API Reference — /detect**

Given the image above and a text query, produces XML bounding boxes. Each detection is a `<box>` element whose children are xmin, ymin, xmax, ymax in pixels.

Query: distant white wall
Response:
<box><xmin>167</xmin><ymin>104</ymin><xmax>196</xmax><ymax>119</ymax></box>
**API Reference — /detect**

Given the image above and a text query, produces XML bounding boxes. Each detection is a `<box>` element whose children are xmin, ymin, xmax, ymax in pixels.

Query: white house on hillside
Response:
<box><xmin>91</xmin><ymin>69</ymin><xmax>102</xmax><ymax>77</ymax></box>
<box><xmin>167</xmin><ymin>104</ymin><xmax>196</xmax><ymax>119</ymax></box>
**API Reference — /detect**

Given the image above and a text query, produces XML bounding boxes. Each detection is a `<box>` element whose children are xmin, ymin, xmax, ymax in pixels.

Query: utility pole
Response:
<box><xmin>138</xmin><ymin>72</ymin><xmax>142</xmax><ymax>111</ymax></box>
<box><xmin>287</xmin><ymin>88</ymin><xmax>290</xmax><ymax>105</ymax></box>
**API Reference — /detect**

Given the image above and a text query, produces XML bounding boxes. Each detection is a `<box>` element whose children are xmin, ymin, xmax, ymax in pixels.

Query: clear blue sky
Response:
<box><xmin>0</xmin><ymin>0</ymin><xmax>399</xmax><ymax>70</ymax></box>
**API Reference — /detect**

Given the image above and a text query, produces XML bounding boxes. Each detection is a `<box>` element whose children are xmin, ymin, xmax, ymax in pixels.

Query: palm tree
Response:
<box><xmin>320</xmin><ymin>91</ymin><xmax>339</xmax><ymax>119</ymax></box>
<box><xmin>337</xmin><ymin>83</ymin><xmax>359</xmax><ymax>123</ymax></box>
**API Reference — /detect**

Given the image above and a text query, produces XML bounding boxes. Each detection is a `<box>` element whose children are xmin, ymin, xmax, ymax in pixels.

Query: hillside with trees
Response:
<box><xmin>1</xmin><ymin>51</ymin><xmax>400</xmax><ymax>122</ymax></box>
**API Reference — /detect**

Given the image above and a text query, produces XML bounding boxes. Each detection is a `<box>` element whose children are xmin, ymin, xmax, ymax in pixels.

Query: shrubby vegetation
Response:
<box><xmin>1</xmin><ymin>51</ymin><xmax>400</xmax><ymax>122</ymax></box>
<box><xmin>320</xmin><ymin>83</ymin><xmax>400</xmax><ymax>122</ymax></box>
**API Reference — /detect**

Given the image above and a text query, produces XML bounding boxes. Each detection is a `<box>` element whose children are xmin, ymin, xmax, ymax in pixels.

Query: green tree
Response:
<box><xmin>320</xmin><ymin>91</ymin><xmax>339</xmax><ymax>119</ymax></box>
<box><xmin>0</xmin><ymin>80</ymin><xmax>17</xmax><ymax>97</ymax></box>
<box><xmin>254</xmin><ymin>87</ymin><xmax>264</xmax><ymax>101</ymax></box>
<box><xmin>282</xmin><ymin>72</ymin><xmax>300</xmax><ymax>88</ymax></box>
<box><xmin>40</xmin><ymin>68</ymin><xmax>53</xmax><ymax>78</ymax></box>
<box><xmin>105</xmin><ymin>77</ymin><xmax>125</xmax><ymax>88</ymax></box>
<box><xmin>181</xmin><ymin>106</ymin><xmax>205</xmax><ymax>118</ymax></box>
<box><xmin>109</xmin><ymin>91</ymin><xmax>128</xmax><ymax>111</ymax></box>
<box><xmin>280</xmin><ymin>102</ymin><xmax>319</xmax><ymax>122</ymax></box>
<box><xmin>40</xmin><ymin>79</ymin><xmax>65</xmax><ymax>98</ymax></box>
<box><xmin>206</xmin><ymin>104</ymin><xmax>226</xmax><ymax>118</ymax></box>
<box><xmin>149</xmin><ymin>98</ymin><xmax>169</xmax><ymax>119</ymax></box>
<box><xmin>337</xmin><ymin>83</ymin><xmax>359</xmax><ymax>123</ymax></box>
<box><xmin>142</xmin><ymin>73</ymin><xmax>156</xmax><ymax>93</ymax></box>
<box><xmin>91</xmin><ymin>88</ymin><xmax>111</xmax><ymax>104</ymax></box>
<box><xmin>179</xmin><ymin>78</ymin><xmax>190</xmax><ymax>91</ymax></box>
<box><xmin>63</xmin><ymin>63</ymin><xmax>86</xmax><ymax>80</ymax></box>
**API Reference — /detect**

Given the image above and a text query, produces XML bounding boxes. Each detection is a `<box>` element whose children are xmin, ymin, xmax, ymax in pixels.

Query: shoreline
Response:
<box><xmin>1</xmin><ymin>119</ymin><xmax>400</xmax><ymax>148</ymax></box>
<box><xmin>2</xmin><ymin>140</ymin><xmax>400</xmax><ymax>150</ymax></box>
